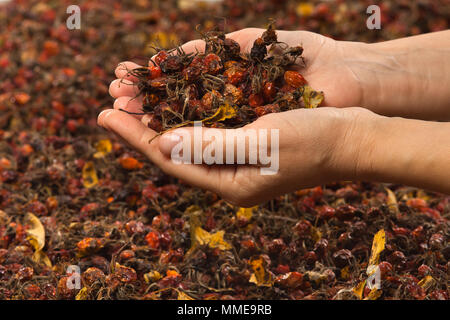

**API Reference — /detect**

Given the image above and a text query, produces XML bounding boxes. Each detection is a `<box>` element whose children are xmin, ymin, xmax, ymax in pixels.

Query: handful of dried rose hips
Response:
<box><xmin>120</xmin><ymin>22</ymin><xmax>324</xmax><ymax>134</ymax></box>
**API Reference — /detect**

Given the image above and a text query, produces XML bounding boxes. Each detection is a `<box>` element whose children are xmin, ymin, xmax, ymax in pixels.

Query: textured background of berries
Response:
<box><xmin>0</xmin><ymin>0</ymin><xmax>448</xmax><ymax>300</ymax></box>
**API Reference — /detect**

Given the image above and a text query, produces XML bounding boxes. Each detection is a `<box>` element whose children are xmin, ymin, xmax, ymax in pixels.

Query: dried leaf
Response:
<box><xmin>249</xmin><ymin>256</ymin><xmax>273</xmax><ymax>287</ymax></box>
<box><xmin>367</xmin><ymin>229</ymin><xmax>385</xmax><ymax>270</ymax></box>
<box><xmin>416</xmin><ymin>189</ymin><xmax>431</xmax><ymax>201</ymax></box>
<box><xmin>363</xmin><ymin>288</ymin><xmax>382</xmax><ymax>300</ymax></box>
<box><xmin>352</xmin><ymin>280</ymin><xmax>366</xmax><ymax>299</ymax></box>
<box><xmin>385</xmin><ymin>188</ymin><xmax>399</xmax><ymax>213</ymax></box>
<box><xmin>177</xmin><ymin>290</ymin><xmax>195</xmax><ymax>300</ymax></box>
<box><xmin>418</xmin><ymin>275</ymin><xmax>435</xmax><ymax>290</ymax></box>
<box><xmin>194</xmin><ymin>227</ymin><xmax>232</xmax><ymax>251</ymax></box>
<box><xmin>75</xmin><ymin>287</ymin><xmax>89</xmax><ymax>300</ymax></box>
<box><xmin>187</xmin><ymin>205</ymin><xmax>231</xmax><ymax>251</ymax></box>
<box><xmin>340</xmin><ymin>266</ymin><xmax>351</xmax><ymax>280</ymax></box>
<box><xmin>144</xmin><ymin>271</ymin><xmax>162</xmax><ymax>283</ymax></box>
<box><xmin>236</xmin><ymin>206</ymin><xmax>256</xmax><ymax>221</ymax></box>
<box><xmin>82</xmin><ymin>161</ymin><xmax>98</xmax><ymax>188</ymax></box>
<box><xmin>25</xmin><ymin>212</ymin><xmax>52</xmax><ymax>267</ymax></box>
<box><xmin>202</xmin><ymin>102</ymin><xmax>237</xmax><ymax>124</ymax></box>
<box><xmin>25</xmin><ymin>212</ymin><xmax>45</xmax><ymax>251</ymax></box>
<box><xmin>93</xmin><ymin>139</ymin><xmax>112</xmax><ymax>159</ymax></box>
<box><xmin>311</xmin><ymin>226</ymin><xmax>322</xmax><ymax>243</ymax></box>
<box><xmin>302</xmin><ymin>85</ymin><xmax>324</xmax><ymax>108</ymax></box>
<box><xmin>296</xmin><ymin>2</ymin><xmax>314</xmax><ymax>17</ymax></box>
<box><xmin>149</xmin><ymin>31</ymin><xmax>179</xmax><ymax>49</ymax></box>
<box><xmin>32</xmin><ymin>250</ymin><xmax>52</xmax><ymax>267</ymax></box>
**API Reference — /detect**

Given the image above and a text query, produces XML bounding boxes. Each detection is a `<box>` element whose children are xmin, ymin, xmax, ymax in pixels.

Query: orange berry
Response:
<box><xmin>14</xmin><ymin>92</ymin><xmax>30</xmax><ymax>105</ymax></box>
<box><xmin>248</xmin><ymin>93</ymin><xmax>264</xmax><ymax>108</ymax></box>
<box><xmin>262</xmin><ymin>81</ymin><xmax>276</xmax><ymax>102</ymax></box>
<box><xmin>284</xmin><ymin>70</ymin><xmax>306</xmax><ymax>87</ymax></box>
<box><xmin>145</xmin><ymin>231</ymin><xmax>160</xmax><ymax>249</ymax></box>
<box><xmin>118</xmin><ymin>157</ymin><xmax>143</xmax><ymax>170</ymax></box>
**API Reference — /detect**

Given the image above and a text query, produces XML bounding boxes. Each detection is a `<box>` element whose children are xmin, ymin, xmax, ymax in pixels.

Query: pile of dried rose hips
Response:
<box><xmin>0</xmin><ymin>0</ymin><xmax>448</xmax><ymax>301</ymax></box>
<box><xmin>121</xmin><ymin>23</ymin><xmax>323</xmax><ymax>133</ymax></box>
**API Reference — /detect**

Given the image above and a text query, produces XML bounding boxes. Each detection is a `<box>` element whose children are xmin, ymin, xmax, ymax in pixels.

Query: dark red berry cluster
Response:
<box><xmin>121</xmin><ymin>23</ymin><xmax>324</xmax><ymax>133</ymax></box>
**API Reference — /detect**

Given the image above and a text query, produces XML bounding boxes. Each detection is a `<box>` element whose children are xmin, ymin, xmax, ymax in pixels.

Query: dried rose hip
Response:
<box><xmin>284</xmin><ymin>71</ymin><xmax>307</xmax><ymax>88</ymax></box>
<box><xmin>120</xmin><ymin>22</ymin><xmax>324</xmax><ymax>134</ymax></box>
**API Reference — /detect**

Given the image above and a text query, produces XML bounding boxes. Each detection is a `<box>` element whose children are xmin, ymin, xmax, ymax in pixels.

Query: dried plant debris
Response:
<box><xmin>0</xmin><ymin>0</ymin><xmax>448</xmax><ymax>300</ymax></box>
<box><xmin>119</xmin><ymin>22</ymin><xmax>324</xmax><ymax>135</ymax></box>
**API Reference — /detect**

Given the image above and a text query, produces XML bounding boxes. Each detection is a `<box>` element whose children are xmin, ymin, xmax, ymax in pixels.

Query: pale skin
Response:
<box><xmin>98</xmin><ymin>29</ymin><xmax>450</xmax><ymax>207</ymax></box>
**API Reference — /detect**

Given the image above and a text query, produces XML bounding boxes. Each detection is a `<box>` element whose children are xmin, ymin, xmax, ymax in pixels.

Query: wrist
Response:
<box><xmin>327</xmin><ymin>107</ymin><xmax>382</xmax><ymax>182</ymax></box>
<box><xmin>340</xmin><ymin>112</ymin><xmax>450</xmax><ymax>193</ymax></box>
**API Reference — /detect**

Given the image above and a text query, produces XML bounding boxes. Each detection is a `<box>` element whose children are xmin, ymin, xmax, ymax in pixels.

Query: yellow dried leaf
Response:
<box><xmin>340</xmin><ymin>266</ymin><xmax>351</xmax><ymax>280</ymax></box>
<box><xmin>418</xmin><ymin>275</ymin><xmax>435</xmax><ymax>290</ymax></box>
<box><xmin>25</xmin><ymin>212</ymin><xmax>52</xmax><ymax>267</ymax></box>
<box><xmin>249</xmin><ymin>256</ymin><xmax>273</xmax><ymax>287</ymax></box>
<box><xmin>311</xmin><ymin>226</ymin><xmax>322</xmax><ymax>243</ymax></box>
<box><xmin>352</xmin><ymin>280</ymin><xmax>366</xmax><ymax>300</ymax></box>
<box><xmin>177</xmin><ymin>290</ymin><xmax>195</xmax><ymax>300</ymax></box>
<box><xmin>296</xmin><ymin>3</ymin><xmax>314</xmax><ymax>17</ymax></box>
<box><xmin>236</xmin><ymin>206</ymin><xmax>256</xmax><ymax>221</ymax></box>
<box><xmin>82</xmin><ymin>161</ymin><xmax>98</xmax><ymax>188</ymax></box>
<box><xmin>385</xmin><ymin>188</ymin><xmax>399</xmax><ymax>213</ymax></box>
<box><xmin>25</xmin><ymin>212</ymin><xmax>45</xmax><ymax>251</ymax></box>
<box><xmin>416</xmin><ymin>190</ymin><xmax>431</xmax><ymax>201</ymax></box>
<box><xmin>150</xmin><ymin>31</ymin><xmax>179</xmax><ymax>49</ymax></box>
<box><xmin>32</xmin><ymin>250</ymin><xmax>52</xmax><ymax>267</ymax></box>
<box><xmin>368</xmin><ymin>229</ymin><xmax>385</xmax><ymax>270</ymax></box>
<box><xmin>93</xmin><ymin>139</ymin><xmax>112</xmax><ymax>159</ymax></box>
<box><xmin>302</xmin><ymin>85</ymin><xmax>324</xmax><ymax>108</ymax></box>
<box><xmin>202</xmin><ymin>102</ymin><xmax>237</xmax><ymax>124</ymax></box>
<box><xmin>194</xmin><ymin>227</ymin><xmax>232</xmax><ymax>251</ymax></box>
<box><xmin>75</xmin><ymin>287</ymin><xmax>89</xmax><ymax>300</ymax></box>
<box><xmin>144</xmin><ymin>270</ymin><xmax>162</xmax><ymax>283</ymax></box>
<box><xmin>363</xmin><ymin>288</ymin><xmax>382</xmax><ymax>300</ymax></box>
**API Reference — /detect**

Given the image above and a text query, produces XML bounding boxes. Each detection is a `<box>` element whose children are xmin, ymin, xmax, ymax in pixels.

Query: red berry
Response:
<box><xmin>248</xmin><ymin>93</ymin><xmax>264</xmax><ymax>108</ymax></box>
<box><xmin>284</xmin><ymin>70</ymin><xmax>306</xmax><ymax>87</ymax></box>
<box><xmin>224</xmin><ymin>66</ymin><xmax>245</xmax><ymax>85</ymax></box>
<box><xmin>145</xmin><ymin>231</ymin><xmax>160</xmax><ymax>249</ymax></box>
<box><xmin>154</xmin><ymin>50</ymin><xmax>169</xmax><ymax>65</ymax></box>
<box><xmin>262</xmin><ymin>81</ymin><xmax>276</xmax><ymax>101</ymax></box>
<box><xmin>148</xmin><ymin>65</ymin><xmax>162</xmax><ymax>79</ymax></box>
<box><xmin>417</xmin><ymin>264</ymin><xmax>432</xmax><ymax>277</ymax></box>
<box><xmin>204</xmin><ymin>53</ymin><xmax>222</xmax><ymax>74</ymax></box>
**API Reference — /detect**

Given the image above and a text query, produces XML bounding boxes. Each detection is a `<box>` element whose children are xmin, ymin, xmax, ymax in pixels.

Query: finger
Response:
<box><xmin>178</xmin><ymin>29</ymin><xmax>262</xmax><ymax>56</ymax></box>
<box><xmin>98</xmin><ymin>109</ymin><xmax>221</xmax><ymax>192</ymax></box>
<box><xmin>109</xmin><ymin>79</ymin><xmax>140</xmax><ymax>98</ymax></box>
<box><xmin>113</xmin><ymin>96</ymin><xmax>144</xmax><ymax>119</ymax></box>
<box><xmin>157</xmin><ymin>124</ymin><xmax>275</xmax><ymax>166</ymax></box>
<box><xmin>179</xmin><ymin>39</ymin><xmax>206</xmax><ymax>55</ymax></box>
<box><xmin>115</xmin><ymin>61</ymin><xmax>143</xmax><ymax>82</ymax></box>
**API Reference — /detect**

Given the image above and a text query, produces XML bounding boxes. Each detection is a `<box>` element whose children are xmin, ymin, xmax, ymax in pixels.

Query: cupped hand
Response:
<box><xmin>101</xmin><ymin>28</ymin><xmax>379</xmax><ymax>206</ymax></box>
<box><xmin>98</xmin><ymin>105</ymin><xmax>376</xmax><ymax>207</ymax></box>
<box><xmin>109</xmin><ymin>28</ymin><xmax>368</xmax><ymax>113</ymax></box>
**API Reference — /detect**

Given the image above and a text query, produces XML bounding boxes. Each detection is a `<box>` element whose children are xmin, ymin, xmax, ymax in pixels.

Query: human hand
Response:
<box><xmin>98</xmin><ymin>105</ymin><xmax>377</xmax><ymax>207</ymax></box>
<box><xmin>109</xmin><ymin>28</ymin><xmax>367</xmax><ymax>114</ymax></box>
<box><xmin>102</xmin><ymin>28</ymin><xmax>379</xmax><ymax>206</ymax></box>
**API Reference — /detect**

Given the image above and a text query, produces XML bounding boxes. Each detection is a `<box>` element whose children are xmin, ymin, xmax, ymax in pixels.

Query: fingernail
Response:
<box><xmin>97</xmin><ymin>109</ymin><xmax>113</xmax><ymax>127</ymax></box>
